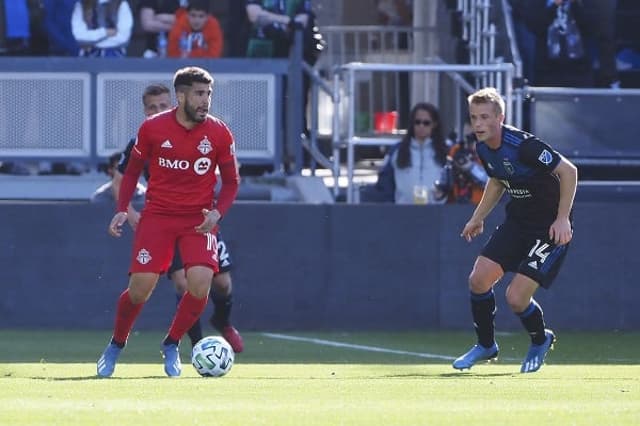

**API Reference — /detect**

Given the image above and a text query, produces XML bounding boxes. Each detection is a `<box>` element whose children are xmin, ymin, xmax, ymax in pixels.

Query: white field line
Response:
<box><xmin>261</xmin><ymin>332</ymin><xmax>457</xmax><ymax>361</ymax></box>
<box><xmin>263</xmin><ymin>333</ymin><xmax>638</xmax><ymax>364</ymax></box>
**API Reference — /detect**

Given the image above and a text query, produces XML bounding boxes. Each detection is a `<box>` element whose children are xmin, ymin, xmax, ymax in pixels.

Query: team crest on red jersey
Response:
<box><xmin>136</xmin><ymin>248</ymin><xmax>152</xmax><ymax>265</ymax></box>
<box><xmin>198</xmin><ymin>137</ymin><xmax>213</xmax><ymax>155</ymax></box>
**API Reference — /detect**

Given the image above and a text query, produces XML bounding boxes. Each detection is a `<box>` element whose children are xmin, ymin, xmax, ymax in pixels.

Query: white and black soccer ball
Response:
<box><xmin>191</xmin><ymin>336</ymin><xmax>235</xmax><ymax>377</ymax></box>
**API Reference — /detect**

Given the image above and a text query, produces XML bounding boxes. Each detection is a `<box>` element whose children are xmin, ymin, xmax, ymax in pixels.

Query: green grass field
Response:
<box><xmin>1</xmin><ymin>330</ymin><xmax>639</xmax><ymax>425</ymax></box>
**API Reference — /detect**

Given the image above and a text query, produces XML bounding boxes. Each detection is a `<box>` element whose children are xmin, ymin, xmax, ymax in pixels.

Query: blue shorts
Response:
<box><xmin>481</xmin><ymin>220</ymin><xmax>570</xmax><ymax>289</ymax></box>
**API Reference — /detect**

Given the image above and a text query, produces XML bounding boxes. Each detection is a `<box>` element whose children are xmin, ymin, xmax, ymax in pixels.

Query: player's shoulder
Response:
<box><xmin>204</xmin><ymin>114</ymin><xmax>230</xmax><ymax>128</ymax></box>
<box><xmin>502</xmin><ymin>124</ymin><xmax>536</xmax><ymax>147</ymax></box>
<box><xmin>203</xmin><ymin>114</ymin><xmax>233</xmax><ymax>137</ymax></box>
<box><xmin>141</xmin><ymin>109</ymin><xmax>176</xmax><ymax>129</ymax></box>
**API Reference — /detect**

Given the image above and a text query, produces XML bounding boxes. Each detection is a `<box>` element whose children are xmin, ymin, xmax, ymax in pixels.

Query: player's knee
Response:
<box><xmin>171</xmin><ymin>272</ymin><xmax>188</xmax><ymax>294</ymax></box>
<box><xmin>211</xmin><ymin>272</ymin><xmax>232</xmax><ymax>295</ymax></box>
<box><xmin>128</xmin><ymin>282</ymin><xmax>155</xmax><ymax>303</ymax></box>
<box><xmin>128</xmin><ymin>272</ymin><xmax>158</xmax><ymax>300</ymax></box>
<box><xmin>186</xmin><ymin>266</ymin><xmax>214</xmax><ymax>298</ymax></box>
<box><xmin>187</xmin><ymin>283</ymin><xmax>210</xmax><ymax>299</ymax></box>
<box><xmin>468</xmin><ymin>271</ymin><xmax>493</xmax><ymax>294</ymax></box>
<box><xmin>505</xmin><ymin>288</ymin><xmax>529</xmax><ymax>313</ymax></box>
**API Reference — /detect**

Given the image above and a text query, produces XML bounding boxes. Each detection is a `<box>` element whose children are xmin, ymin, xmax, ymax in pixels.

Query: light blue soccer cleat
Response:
<box><xmin>161</xmin><ymin>343</ymin><xmax>182</xmax><ymax>377</ymax></box>
<box><xmin>452</xmin><ymin>342</ymin><xmax>499</xmax><ymax>370</ymax></box>
<box><xmin>520</xmin><ymin>329</ymin><xmax>556</xmax><ymax>373</ymax></box>
<box><xmin>97</xmin><ymin>343</ymin><xmax>122</xmax><ymax>378</ymax></box>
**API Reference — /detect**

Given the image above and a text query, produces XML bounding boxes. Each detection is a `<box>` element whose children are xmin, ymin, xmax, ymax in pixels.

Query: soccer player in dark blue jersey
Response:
<box><xmin>452</xmin><ymin>87</ymin><xmax>577</xmax><ymax>373</ymax></box>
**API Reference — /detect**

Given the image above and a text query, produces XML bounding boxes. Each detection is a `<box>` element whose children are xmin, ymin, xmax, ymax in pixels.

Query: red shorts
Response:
<box><xmin>129</xmin><ymin>212</ymin><xmax>219</xmax><ymax>274</ymax></box>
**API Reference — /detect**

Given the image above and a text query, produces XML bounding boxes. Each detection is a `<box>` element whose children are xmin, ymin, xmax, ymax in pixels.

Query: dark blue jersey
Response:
<box><xmin>476</xmin><ymin>125</ymin><xmax>563</xmax><ymax>229</ymax></box>
<box><xmin>117</xmin><ymin>138</ymin><xmax>150</xmax><ymax>182</ymax></box>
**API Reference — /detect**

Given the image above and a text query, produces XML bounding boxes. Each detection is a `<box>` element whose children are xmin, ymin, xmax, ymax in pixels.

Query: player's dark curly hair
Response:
<box><xmin>395</xmin><ymin>102</ymin><xmax>447</xmax><ymax>169</ymax></box>
<box><xmin>173</xmin><ymin>66</ymin><xmax>213</xmax><ymax>91</ymax></box>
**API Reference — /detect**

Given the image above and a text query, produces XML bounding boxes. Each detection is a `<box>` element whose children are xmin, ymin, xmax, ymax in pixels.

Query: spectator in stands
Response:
<box><xmin>43</xmin><ymin>0</ymin><xmax>79</xmax><ymax>56</ymax></box>
<box><xmin>435</xmin><ymin>133</ymin><xmax>487</xmax><ymax>205</ymax></box>
<box><xmin>138</xmin><ymin>0</ymin><xmax>185</xmax><ymax>58</ymax></box>
<box><xmin>71</xmin><ymin>0</ymin><xmax>133</xmax><ymax>57</ymax></box>
<box><xmin>580</xmin><ymin>0</ymin><xmax>620</xmax><ymax>88</ymax></box>
<box><xmin>508</xmin><ymin>0</ymin><xmax>544</xmax><ymax>85</ymax></box>
<box><xmin>226</xmin><ymin>0</ymin><xmax>250</xmax><ymax>57</ymax></box>
<box><xmin>372</xmin><ymin>102</ymin><xmax>448</xmax><ymax>204</ymax></box>
<box><xmin>246</xmin><ymin>0</ymin><xmax>324</xmax><ymax>167</ymax></box>
<box><xmin>377</xmin><ymin>0</ymin><xmax>413</xmax><ymax>27</ymax></box>
<box><xmin>246</xmin><ymin>0</ymin><xmax>322</xmax><ymax>63</ymax></box>
<box><xmin>90</xmin><ymin>151</ymin><xmax>146</xmax><ymax>204</ymax></box>
<box><xmin>509</xmin><ymin>0</ymin><xmax>619</xmax><ymax>88</ymax></box>
<box><xmin>1</xmin><ymin>0</ymin><xmax>31</xmax><ymax>55</ymax></box>
<box><xmin>167</xmin><ymin>0</ymin><xmax>223</xmax><ymax>58</ymax></box>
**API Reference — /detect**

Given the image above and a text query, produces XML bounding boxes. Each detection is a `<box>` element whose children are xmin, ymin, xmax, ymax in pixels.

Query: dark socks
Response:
<box><xmin>518</xmin><ymin>299</ymin><xmax>546</xmax><ymax>345</ymax></box>
<box><xmin>470</xmin><ymin>289</ymin><xmax>497</xmax><ymax>348</ymax></box>
<box><xmin>210</xmin><ymin>292</ymin><xmax>233</xmax><ymax>330</ymax></box>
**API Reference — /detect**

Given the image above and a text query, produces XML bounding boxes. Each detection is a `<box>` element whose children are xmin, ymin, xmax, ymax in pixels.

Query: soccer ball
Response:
<box><xmin>191</xmin><ymin>336</ymin><xmax>235</xmax><ymax>377</ymax></box>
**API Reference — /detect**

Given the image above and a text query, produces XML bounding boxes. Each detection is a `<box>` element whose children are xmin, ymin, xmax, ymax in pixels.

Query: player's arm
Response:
<box><xmin>550</xmin><ymin>156</ymin><xmax>577</xmax><ymax>245</ymax></box>
<box><xmin>461</xmin><ymin>178</ymin><xmax>505</xmax><ymax>242</ymax></box>
<box><xmin>195</xmin><ymin>127</ymin><xmax>240</xmax><ymax>234</ymax></box>
<box><xmin>111</xmin><ymin>169</ymin><xmax>123</xmax><ymax>201</ymax></box>
<box><xmin>112</xmin><ymin>168</ymin><xmax>141</xmax><ymax>229</ymax></box>
<box><xmin>117</xmin><ymin>150</ymin><xmax>145</xmax><ymax>213</ymax></box>
<box><xmin>470</xmin><ymin>177</ymin><xmax>505</xmax><ymax>221</ymax></box>
<box><xmin>519</xmin><ymin>137</ymin><xmax>576</xmax><ymax>245</ymax></box>
<box><xmin>216</xmin><ymin>158</ymin><xmax>240</xmax><ymax>216</ymax></box>
<box><xmin>111</xmin><ymin>125</ymin><xmax>149</xmax><ymax>233</ymax></box>
<box><xmin>113</xmin><ymin>140</ymin><xmax>142</xmax><ymax>228</ymax></box>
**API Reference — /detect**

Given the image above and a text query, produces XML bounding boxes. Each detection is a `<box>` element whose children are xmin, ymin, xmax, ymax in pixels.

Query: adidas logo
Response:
<box><xmin>161</xmin><ymin>140</ymin><xmax>173</xmax><ymax>148</ymax></box>
<box><xmin>528</xmin><ymin>260</ymin><xmax>538</xmax><ymax>270</ymax></box>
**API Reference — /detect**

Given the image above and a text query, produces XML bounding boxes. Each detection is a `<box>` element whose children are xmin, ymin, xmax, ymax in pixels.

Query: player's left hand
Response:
<box><xmin>108</xmin><ymin>212</ymin><xmax>128</xmax><ymax>237</ymax></box>
<box><xmin>549</xmin><ymin>217</ymin><xmax>572</xmax><ymax>245</ymax></box>
<box><xmin>195</xmin><ymin>208</ymin><xmax>221</xmax><ymax>233</ymax></box>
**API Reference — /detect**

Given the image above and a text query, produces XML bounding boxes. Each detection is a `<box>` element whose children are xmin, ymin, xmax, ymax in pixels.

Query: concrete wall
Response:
<box><xmin>1</xmin><ymin>201</ymin><xmax>637</xmax><ymax>331</ymax></box>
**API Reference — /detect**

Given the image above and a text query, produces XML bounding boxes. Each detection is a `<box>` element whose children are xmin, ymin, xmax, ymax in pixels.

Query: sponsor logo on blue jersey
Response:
<box><xmin>538</xmin><ymin>149</ymin><xmax>553</xmax><ymax>165</ymax></box>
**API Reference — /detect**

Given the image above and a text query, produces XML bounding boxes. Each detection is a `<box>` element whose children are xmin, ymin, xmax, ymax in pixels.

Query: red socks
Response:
<box><xmin>166</xmin><ymin>291</ymin><xmax>208</xmax><ymax>343</ymax></box>
<box><xmin>112</xmin><ymin>289</ymin><xmax>144</xmax><ymax>345</ymax></box>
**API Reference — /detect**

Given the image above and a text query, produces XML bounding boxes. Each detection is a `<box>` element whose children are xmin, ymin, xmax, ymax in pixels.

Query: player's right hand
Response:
<box><xmin>461</xmin><ymin>219</ymin><xmax>483</xmax><ymax>242</ymax></box>
<box><xmin>108</xmin><ymin>212</ymin><xmax>128</xmax><ymax>237</ymax></box>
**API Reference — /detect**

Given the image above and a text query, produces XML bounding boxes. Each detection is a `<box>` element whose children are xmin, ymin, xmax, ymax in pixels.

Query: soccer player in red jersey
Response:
<box><xmin>97</xmin><ymin>66</ymin><xmax>240</xmax><ymax>378</ymax></box>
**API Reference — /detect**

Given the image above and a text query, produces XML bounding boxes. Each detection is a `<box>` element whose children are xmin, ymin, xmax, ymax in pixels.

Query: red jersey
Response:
<box><xmin>119</xmin><ymin>108</ymin><xmax>239</xmax><ymax>216</ymax></box>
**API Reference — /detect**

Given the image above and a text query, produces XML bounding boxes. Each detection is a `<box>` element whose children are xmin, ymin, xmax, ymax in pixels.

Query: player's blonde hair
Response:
<box><xmin>467</xmin><ymin>87</ymin><xmax>505</xmax><ymax>116</ymax></box>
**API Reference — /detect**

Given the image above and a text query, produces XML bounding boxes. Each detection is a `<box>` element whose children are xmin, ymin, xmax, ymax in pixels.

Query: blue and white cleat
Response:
<box><xmin>452</xmin><ymin>343</ymin><xmax>499</xmax><ymax>370</ymax></box>
<box><xmin>161</xmin><ymin>343</ymin><xmax>182</xmax><ymax>377</ymax></box>
<box><xmin>97</xmin><ymin>343</ymin><xmax>122</xmax><ymax>378</ymax></box>
<box><xmin>520</xmin><ymin>329</ymin><xmax>555</xmax><ymax>373</ymax></box>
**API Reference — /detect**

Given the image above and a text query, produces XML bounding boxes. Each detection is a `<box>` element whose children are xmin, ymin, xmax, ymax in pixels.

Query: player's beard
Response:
<box><xmin>184</xmin><ymin>101</ymin><xmax>208</xmax><ymax>123</ymax></box>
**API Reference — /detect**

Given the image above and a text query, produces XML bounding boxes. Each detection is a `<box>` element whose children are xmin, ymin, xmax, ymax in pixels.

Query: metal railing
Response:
<box><xmin>500</xmin><ymin>0</ymin><xmax>525</xmax><ymax>128</ymax></box>
<box><xmin>457</xmin><ymin>0</ymin><xmax>498</xmax><ymax>79</ymax></box>
<box><xmin>333</xmin><ymin>62</ymin><xmax>515</xmax><ymax>203</ymax></box>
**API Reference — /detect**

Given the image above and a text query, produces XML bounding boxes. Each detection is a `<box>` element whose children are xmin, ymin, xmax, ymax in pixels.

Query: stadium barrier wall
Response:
<box><xmin>1</xmin><ymin>201</ymin><xmax>637</xmax><ymax>331</ymax></box>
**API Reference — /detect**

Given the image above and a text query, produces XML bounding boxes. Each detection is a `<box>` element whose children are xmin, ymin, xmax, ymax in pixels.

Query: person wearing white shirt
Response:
<box><xmin>71</xmin><ymin>0</ymin><xmax>133</xmax><ymax>57</ymax></box>
<box><xmin>376</xmin><ymin>102</ymin><xmax>449</xmax><ymax>204</ymax></box>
